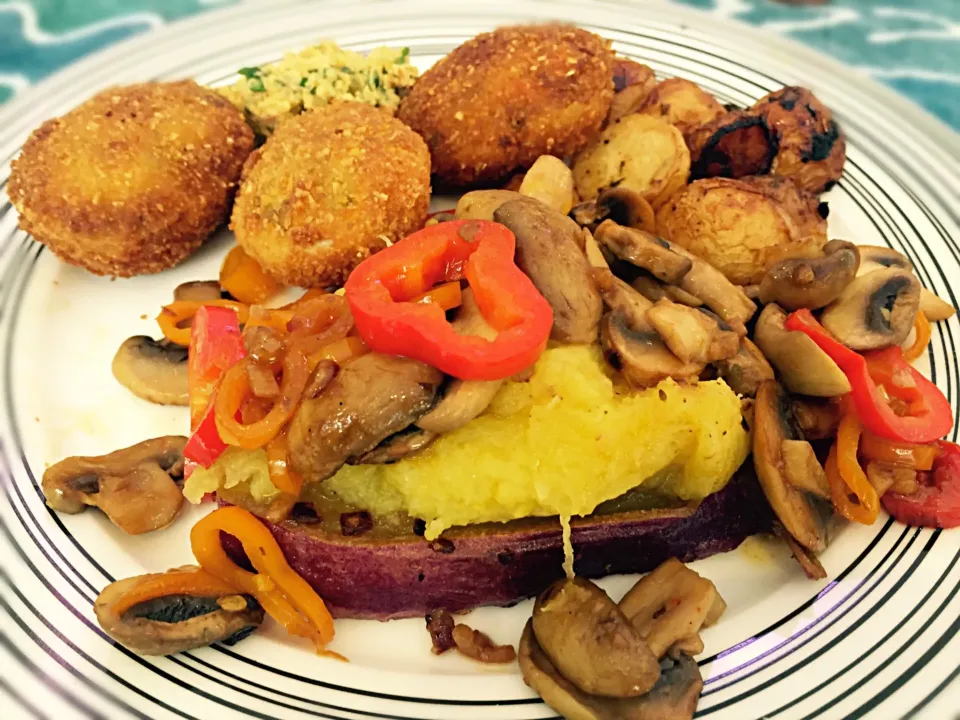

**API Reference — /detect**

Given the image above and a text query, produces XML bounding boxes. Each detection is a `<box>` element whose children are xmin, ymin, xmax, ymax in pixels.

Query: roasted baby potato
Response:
<box><xmin>573</xmin><ymin>114</ymin><xmax>690</xmax><ymax>207</ymax></box>
<box><xmin>397</xmin><ymin>24</ymin><xmax>615</xmax><ymax>187</ymax></box>
<box><xmin>656</xmin><ymin>176</ymin><xmax>827</xmax><ymax>285</ymax></box>
<box><xmin>607</xmin><ymin>59</ymin><xmax>658</xmax><ymax>125</ymax></box>
<box><xmin>638</xmin><ymin>78</ymin><xmax>725</xmax><ymax>138</ymax></box>
<box><xmin>688</xmin><ymin>86</ymin><xmax>845</xmax><ymax>193</ymax></box>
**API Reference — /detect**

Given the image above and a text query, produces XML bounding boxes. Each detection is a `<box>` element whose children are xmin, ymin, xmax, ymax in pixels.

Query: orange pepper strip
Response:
<box><xmin>158</xmin><ymin>300</ymin><xmax>250</xmax><ymax>346</ymax></box>
<box><xmin>215</xmin><ymin>347</ymin><xmax>310</xmax><ymax>449</ymax></box>
<box><xmin>902</xmin><ymin>311</ymin><xmax>932</xmax><ymax>363</ymax></box>
<box><xmin>306</xmin><ymin>336</ymin><xmax>369</xmax><ymax>372</ymax></box>
<box><xmin>191</xmin><ymin>506</ymin><xmax>335</xmax><ymax>649</ymax></box>
<box><xmin>220</xmin><ymin>246</ymin><xmax>281</xmax><ymax>305</ymax></box>
<box><xmin>859</xmin><ymin>430</ymin><xmax>939</xmax><ymax>471</ymax></box>
<box><xmin>411</xmin><ymin>281</ymin><xmax>463</xmax><ymax>312</ymax></box>
<box><xmin>244</xmin><ymin>306</ymin><xmax>295</xmax><ymax>334</ymax></box>
<box><xmin>832</xmin><ymin>412</ymin><xmax>881</xmax><ymax>524</ymax></box>
<box><xmin>826</xmin><ymin>444</ymin><xmax>876</xmax><ymax>524</ymax></box>
<box><xmin>265</xmin><ymin>432</ymin><xmax>302</xmax><ymax>496</ymax></box>
<box><xmin>110</xmin><ymin>567</ymin><xmax>239</xmax><ymax>616</ymax></box>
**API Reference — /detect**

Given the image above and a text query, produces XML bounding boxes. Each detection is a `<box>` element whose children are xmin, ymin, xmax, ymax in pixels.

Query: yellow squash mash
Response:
<box><xmin>325</xmin><ymin>346</ymin><xmax>749</xmax><ymax>539</ymax></box>
<box><xmin>218</xmin><ymin>41</ymin><xmax>419</xmax><ymax>135</ymax></box>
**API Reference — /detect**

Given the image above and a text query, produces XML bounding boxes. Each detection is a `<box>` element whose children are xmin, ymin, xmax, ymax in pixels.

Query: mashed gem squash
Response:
<box><xmin>326</xmin><ymin>346</ymin><xmax>749</xmax><ymax>540</ymax></box>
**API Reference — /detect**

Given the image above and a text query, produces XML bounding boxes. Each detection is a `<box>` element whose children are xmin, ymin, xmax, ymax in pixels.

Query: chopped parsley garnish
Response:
<box><xmin>396</xmin><ymin>47</ymin><xmax>410</xmax><ymax>64</ymax></box>
<box><xmin>299</xmin><ymin>77</ymin><xmax>309</xmax><ymax>87</ymax></box>
<box><xmin>237</xmin><ymin>66</ymin><xmax>261</xmax><ymax>79</ymax></box>
<box><xmin>249</xmin><ymin>78</ymin><xmax>265</xmax><ymax>93</ymax></box>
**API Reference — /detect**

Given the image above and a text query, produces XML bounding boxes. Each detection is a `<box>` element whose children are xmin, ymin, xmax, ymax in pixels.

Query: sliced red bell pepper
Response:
<box><xmin>184</xmin><ymin>306</ymin><xmax>245</xmax><ymax>468</ymax></box>
<box><xmin>882</xmin><ymin>440</ymin><xmax>960</xmax><ymax>528</ymax></box>
<box><xmin>785</xmin><ymin>309</ymin><xmax>952</xmax><ymax>444</ymax></box>
<box><xmin>344</xmin><ymin>220</ymin><xmax>553</xmax><ymax>381</ymax></box>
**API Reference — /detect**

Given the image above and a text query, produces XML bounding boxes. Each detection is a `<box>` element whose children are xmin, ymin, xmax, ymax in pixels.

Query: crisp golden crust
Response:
<box><xmin>231</xmin><ymin>102</ymin><xmax>431</xmax><ymax>288</ymax></box>
<box><xmin>397</xmin><ymin>24</ymin><xmax>615</xmax><ymax>187</ymax></box>
<box><xmin>656</xmin><ymin>176</ymin><xmax>827</xmax><ymax>285</ymax></box>
<box><xmin>9</xmin><ymin>81</ymin><xmax>253</xmax><ymax>277</ymax></box>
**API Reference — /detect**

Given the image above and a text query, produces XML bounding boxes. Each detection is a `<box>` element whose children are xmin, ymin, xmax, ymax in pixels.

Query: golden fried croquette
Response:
<box><xmin>9</xmin><ymin>81</ymin><xmax>253</xmax><ymax>277</ymax></box>
<box><xmin>637</xmin><ymin>78</ymin><xmax>726</xmax><ymax>138</ymax></box>
<box><xmin>397</xmin><ymin>24</ymin><xmax>615</xmax><ymax>187</ymax></box>
<box><xmin>656</xmin><ymin>176</ymin><xmax>828</xmax><ymax>285</ymax></box>
<box><xmin>688</xmin><ymin>86</ymin><xmax>845</xmax><ymax>193</ymax></box>
<box><xmin>231</xmin><ymin>102</ymin><xmax>430</xmax><ymax>288</ymax></box>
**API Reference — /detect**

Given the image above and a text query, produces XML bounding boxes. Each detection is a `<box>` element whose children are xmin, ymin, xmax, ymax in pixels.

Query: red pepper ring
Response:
<box><xmin>785</xmin><ymin>309</ymin><xmax>952</xmax><ymax>444</ymax></box>
<box><xmin>345</xmin><ymin>220</ymin><xmax>553</xmax><ymax>381</ymax></box>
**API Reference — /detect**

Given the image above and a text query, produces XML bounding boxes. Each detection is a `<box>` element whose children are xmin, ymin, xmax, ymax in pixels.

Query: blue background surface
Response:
<box><xmin>0</xmin><ymin>0</ymin><xmax>957</xmax><ymax>128</ymax></box>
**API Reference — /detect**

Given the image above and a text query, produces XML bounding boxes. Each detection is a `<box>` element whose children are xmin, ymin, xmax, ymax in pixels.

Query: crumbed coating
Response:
<box><xmin>397</xmin><ymin>24</ymin><xmax>615</xmax><ymax>188</ymax></box>
<box><xmin>230</xmin><ymin>102</ymin><xmax>431</xmax><ymax>288</ymax></box>
<box><xmin>9</xmin><ymin>81</ymin><xmax>254</xmax><ymax>277</ymax></box>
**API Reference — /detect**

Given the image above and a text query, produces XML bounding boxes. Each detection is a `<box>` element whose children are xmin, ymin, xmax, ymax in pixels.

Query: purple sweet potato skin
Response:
<box><xmin>223</xmin><ymin>466</ymin><xmax>770</xmax><ymax>620</ymax></box>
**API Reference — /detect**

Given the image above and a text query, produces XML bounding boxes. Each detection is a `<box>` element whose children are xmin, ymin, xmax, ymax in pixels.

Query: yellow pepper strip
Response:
<box><xmin>265</xmin><ymin>431</ymin><xmax>302</xmax><ymax>496</ymax></box>
<box><xmin>828</xmin><ymin>412</ymin><xmax>881</xmax><ymax>524</ymax></box>
<box><xmin>306</xmin><ymin>336</ymin><xmax>369</xmax><ymax>372</ymax></box>
<box><xmin>902</xmin><ymin>311</ymin><xmax>932</xmax><ymax>363</ymax></box>
<box><xmin>411</xmin><ymin>281</ymin><xmax>463</xmax><ymax>311</ymax></box>
<box><xmin>859</xmin><ymin>430</ymin><xmax>939</xmax><ymax>472</ymax></box>
<box><xmin>191</xmin><ymin>506</ymin><xmax>335</xmax><ymax>650</ymax></box>
<box><xmin>110</xmin><ymin>567</ymin><xmax>239</xmax><ymax>616</ymax></box>
<box><xmin>157</xmin><ymin>299</ymin><xmax>250</xmax><ymax>346</ymax></box>
<box><xmin>220</xmin><ymin>246</ymin><xmax>281</xmax><ymax>305</ymax></box>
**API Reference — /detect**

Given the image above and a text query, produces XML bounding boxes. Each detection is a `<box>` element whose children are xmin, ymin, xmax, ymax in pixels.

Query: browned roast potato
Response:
<box><xmin>573</xmin><ymin>114</ymin><xmax>690</xmax><ymax>207</ymax></box>
<box><xmin>607</xmin><ymin>59</ymin><xmax>659</xmax><ymax>126</ymax></box>
<box><xmin>688</xmin><ymin>86</ymin><xmax>845</xmax><ymax>193</ymax></box>
<box><xmin>494</xmin><ymin>197</ymin><xmax>603</xmax><ymax>343</ymax></box>
<box><xmin>288</xmin><ymin>354</ymin><xmax>443</xmax><ymax>483</ymax></box>
<box><xmin>637</xmin><ymin>78</ymin><xmax>726</xmax><ymax>138</ymax></box>
<box><xmin>656</xmin><ymin>176</ymin><xmax>827</xmax><ymax>285</ymax></box>
<box><xmin>532</xmin><ymin>578</ymin><xmax>660</xmax><ymax>697</ymax></box>
<box><xmin>42</xmin><ymin>436</ymin><xmax>186</xmax><ymax>534</ymax></box>
<box><xmin>397</xmin><ymin>25</ymin><xmax>615</xmax><ymax>187</ymax></box>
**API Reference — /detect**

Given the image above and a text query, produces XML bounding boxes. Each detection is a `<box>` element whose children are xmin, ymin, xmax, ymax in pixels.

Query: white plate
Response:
<box><xmin>1</xmin><ymin>1</ymin><xmax>958</xmax><ymax>719</ymax></box>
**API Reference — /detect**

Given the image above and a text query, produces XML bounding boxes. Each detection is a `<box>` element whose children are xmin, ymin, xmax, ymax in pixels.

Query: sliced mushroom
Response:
<box><xmin>94</xmin><ymin>568</ymin><xmax>264</xmax><ymax>655</ymax></box>
<box><xmin>494</xmin><ymin>197</ymin><xmax>603</xmax><ymax>343</ymax></box>
<box><xmin>112</xmin><ymin>336</ymin><xmax>189</xmax><ymax>406</ymax></box>
<box><xmin>532</xmin><ymin>578</ymin><xmax>660</xmax><ymax>698</ymax></box>
<box><xmin>619</xmin><ymin>558</ymin><xmax>723</xmax><ymax>659</ymax></box>
<box><xmin>416</xmin><ymin>289</ymin><xmax>504</xmax><ymax>433</ymax></box>
<box><xmin>570</xmin><ymin>187</ymin><xmax>657</xmax><ymax>235</ymax></box>
<box><xmin>350</xmin><ymin>427</ymin><xmax>438</xmax><ymax>465</ymax></box>
<box><xmin>582</xmin><ymin>229</ymin><xmax>611</xmax><ymax>269</ymax></box>
<box><xmin>781</xmin><ymin>439</ymin><xmax>830</xmax><ymax>500</ymax></box>
<box><xmin>519</xmin><ymin>621</ymin><xmax>702</xmax><ymax>720</ymax></box>
<box><xmin>42</xmin><ymin>436</ymin><xmax>187</xmax><ymax>534</ymax></box>
<box><xmin>714</xmin><ymin>337</ymin><xmax>774</xmax><ymax>397</ymax></box>
<box><xmin>791</xmin><ymin>396</ymin><xmax>842</xmax><ymax>441</ymax></box>
<box><xmin>919</xmin><ymin>288</ymin><xmax>956</xmax><ymax>322</ymax></box>
<box><xmin>174</xmin><ymin>281</ymin><xmax>222</xmax><ymax>302</ymax></box>
<box><xmin>595</xmin><ymin>221</ymin><xmax>692</xmax><ymax>285</ymax></box>
<box><xmin>646</xmin><ymin>300</ymin><xmax>739</xmax><ymax>364</ymax></box>
<box><xmin>592</xmin><ymin>268</ymin><xmax>655</xmax><ymax>331</ymax></box>
<box><xmin>753</xmin><ymin>381</ymin><xmax>831</xmax><ymax>552</ymax></box>
<box><xmin>669</xmin><ymin>243</ymin><xmax>757</xmax><ymax>332</ymax></box>
<box><xmin>754</xmin><ymin>304</ymin><xmax>851</xmax><ymax>397</ymax></box>
<box><xmin>758</xmin><ymin>240</ymin><xmax>860</xmax><ymax>310</ymax></box>
<box><xmin>856</xmin><ymin>245</ymin><xmax>912</xmax><ymax>275</ymax></box>
<box><xmin>600</xmin><ymin>310</ymin><xmax>704</xmax><ymax>389</ymax></box>
<box><xmin>820</xmin><ymin>267</ymin><xmax>921</xmax><ymax>350</ymax></box>
<box><xmin>773</xmin><ymin>521</ymin><xmax>827</xmax><ymax>581</ymax></box>
<box><xmin>288</xmin><ymin>354</ymin><xmax>443</xmax><ymax>483</ymax></box>
<box><xmin>631</xmin><ymin>275</ymin><xmax>704</xmax><ymax>308</ymax></box>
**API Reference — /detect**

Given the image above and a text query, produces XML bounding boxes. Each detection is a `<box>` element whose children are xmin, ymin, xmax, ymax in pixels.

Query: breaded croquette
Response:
<box><xmin>231</xmin><ymin>102</ymin><xmax>431</xmax><ymax>288</ymax></box>
<box><xmin>9</xmin><ymin>81</ymin><xmax>253</xmax><ymax>277</ymax></box>
<box><xmin>397</xmin><ymin>24</ymin><xmax>615</xmax><ymax>188</ymax></box>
